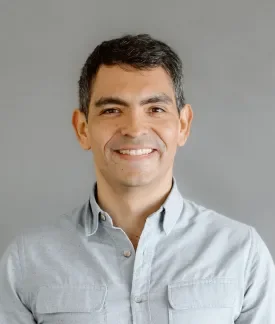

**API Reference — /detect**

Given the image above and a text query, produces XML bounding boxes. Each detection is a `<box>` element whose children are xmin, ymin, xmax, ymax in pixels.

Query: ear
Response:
<box><xmin>71</xmin><ymin>109</ymin><xmax>91</xmax><ymax>150</ymax></box>
<box><xmin>178</xmin><ymin>104</ymin><xmax>193</xmax><ymax>147</ymax></box>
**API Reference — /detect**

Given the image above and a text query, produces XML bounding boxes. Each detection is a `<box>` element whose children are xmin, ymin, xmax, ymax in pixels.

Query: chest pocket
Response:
<box><xmin>35</xmin><ymin>285</ymin><xmax>107</xmax><ymax>324</ymax></box>
<box><xmin>168</xmin><ymin>278</ymin><xmax>236</xmax><ymax>324</ymax></box>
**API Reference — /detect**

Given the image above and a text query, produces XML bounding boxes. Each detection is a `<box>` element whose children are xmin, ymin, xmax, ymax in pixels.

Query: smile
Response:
<box><xmin>117</xmin><ymin>149</ymin><xmax>153</xmax><ymax>156</ymax></box>
<box><xmin>113</xmin><ymin>148</ymin><xmax>157</xmax><ymax>161</ymax></box>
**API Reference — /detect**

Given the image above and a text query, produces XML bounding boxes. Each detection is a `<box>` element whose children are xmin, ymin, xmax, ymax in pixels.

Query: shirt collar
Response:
<box><xmin>85</xmin><ymin>177</ymin><xmax>184</xmax><ymax>237</ymax></box>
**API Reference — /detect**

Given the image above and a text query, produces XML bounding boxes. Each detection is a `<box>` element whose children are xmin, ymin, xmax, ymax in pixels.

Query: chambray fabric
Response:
<box><xmin>0</xmin><ymin>178</ymin><xmax>275</xmax><ymax>323</ymax></box>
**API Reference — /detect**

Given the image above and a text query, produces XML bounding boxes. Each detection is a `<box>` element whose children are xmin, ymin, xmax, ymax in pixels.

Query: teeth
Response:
<box><xmin>118</xmin><ymin>149</ymin><xmax>153</xmax><ymax>155</ymax></box>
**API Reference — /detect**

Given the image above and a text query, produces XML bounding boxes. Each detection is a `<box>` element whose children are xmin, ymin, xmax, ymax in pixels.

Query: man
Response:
<box><xmin>0</xmin><ymin>34</ymin><xmax>274</xmax><ymax>324</ymax></box>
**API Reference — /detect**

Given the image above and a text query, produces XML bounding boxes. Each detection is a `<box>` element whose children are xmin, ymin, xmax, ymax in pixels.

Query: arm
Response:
<box><xmin>235</xmin><ymin>227</ymin><xmax>275</xmax><ymax>323</ymax></box>
<box><xmin>0</xmin><ymin>236</ymin><xmax>36</xmax><ymax>323</ymax></box>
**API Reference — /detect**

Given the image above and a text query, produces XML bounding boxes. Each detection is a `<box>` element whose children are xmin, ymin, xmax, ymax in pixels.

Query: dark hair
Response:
<box><xmin>78</xmin><ymin>34</ymin><xmax>185</xmax><ymax>120</ymax></box>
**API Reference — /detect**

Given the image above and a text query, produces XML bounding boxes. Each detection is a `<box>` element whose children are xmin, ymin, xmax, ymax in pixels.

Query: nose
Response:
<box><xmin>120</xmin><ymin>112</ymin><xmax>149</xmax><ymax>138</ymax></box>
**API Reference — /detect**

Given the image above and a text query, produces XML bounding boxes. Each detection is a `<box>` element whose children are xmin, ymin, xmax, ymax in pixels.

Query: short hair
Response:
<box><xmin>78</xmin><ymin>34</ymin><xmax>185</xmax><ymax>120</ymax></box>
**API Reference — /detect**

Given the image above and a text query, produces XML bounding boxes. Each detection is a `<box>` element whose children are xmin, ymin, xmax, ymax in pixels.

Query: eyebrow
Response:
<box><xmin>94</xmin><ymin>93</ymin><xmax>173</xmax><ymax>108</ymax></box>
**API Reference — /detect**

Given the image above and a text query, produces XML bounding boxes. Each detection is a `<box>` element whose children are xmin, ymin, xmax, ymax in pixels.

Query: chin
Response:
<box><xmin>116</xmin><ymin>172</ymin><xmax>155</xmax><ymax>187</ymax></box>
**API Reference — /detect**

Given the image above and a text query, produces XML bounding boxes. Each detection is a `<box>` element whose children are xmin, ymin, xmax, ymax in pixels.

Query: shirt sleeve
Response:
<box><xmin>235</xmin><ymin>226</ymin><xmax>275</xmax><ymax>323</ymax></box>
<box><xmin>0</xmin><ymin>236</ymin><xmax>36</xmax><ymax>324</ymax></box>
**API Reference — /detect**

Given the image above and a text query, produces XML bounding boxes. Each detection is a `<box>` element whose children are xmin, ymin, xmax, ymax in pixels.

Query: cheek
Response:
<box><xmin>88</xmin><ymin>126</ymin><xmax>111</xmax><ymax>153</ymax></box>
<box><xmin>156</xmin><ymin>121</ymin><xmax>180</xmax><ymax>149</ymax></box>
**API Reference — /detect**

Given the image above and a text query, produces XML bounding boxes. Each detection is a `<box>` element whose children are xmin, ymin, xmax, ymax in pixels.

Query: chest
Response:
<box><xmin>34</xmin><ymin>279</ymin><xmax>238</xmax><ymax>324</ymax></box>
<box><xmin>27</xmin><ymin>227</ymin><xmax>245</xmax><ymax>324</ymax></box>
<box><xmin>127</xmin><ymin>232</ymin><xmax>141</xmax><ymax>251</ymax></box>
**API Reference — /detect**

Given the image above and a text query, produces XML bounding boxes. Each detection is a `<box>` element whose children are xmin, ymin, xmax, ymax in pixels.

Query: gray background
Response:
<box><xmin>0</xmin><ymin>0</ymin><xmax>274</xmax><ymax>258</ymax></box>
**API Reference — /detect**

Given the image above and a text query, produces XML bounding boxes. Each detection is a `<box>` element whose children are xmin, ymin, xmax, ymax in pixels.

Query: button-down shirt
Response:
<box><xmin>0</xmin><ymin>178</ymin><xmax>275</xmax><ymax>323</ymax></box>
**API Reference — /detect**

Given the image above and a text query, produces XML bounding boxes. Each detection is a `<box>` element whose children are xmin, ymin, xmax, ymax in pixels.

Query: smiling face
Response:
<box><xmin>72</xmin><ymin>64</ymin><xmax>193</xmax><ymax>188</ymax></box>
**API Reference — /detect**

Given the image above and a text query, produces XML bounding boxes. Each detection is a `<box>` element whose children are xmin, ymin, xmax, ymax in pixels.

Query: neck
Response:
<box><xmin>95</xmin><ymin>173</ymin><xmax>173</xmax><ymax>232</ymax></box>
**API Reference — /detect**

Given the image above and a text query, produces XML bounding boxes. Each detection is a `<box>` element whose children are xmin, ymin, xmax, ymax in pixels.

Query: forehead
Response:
<box><xmin>90</xmin><ymin>64</ymin><xmax>175</xmax><ymax>103</ymax></box>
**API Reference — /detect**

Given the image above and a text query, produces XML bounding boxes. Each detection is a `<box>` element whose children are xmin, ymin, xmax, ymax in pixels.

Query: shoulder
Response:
<box><xmin>13</xmin><ymin>198</ymin><xmax>90</xmax><ymax>250</ymax></box>
<box><xmin>181</xmin><ymin>196</ymin><xmax>254</xmax><ymax>243</ymax></box>
<box><xmin>184</xmin><ymin>197</ymin><xmax>250</xmax><ymax>228</ymax></box>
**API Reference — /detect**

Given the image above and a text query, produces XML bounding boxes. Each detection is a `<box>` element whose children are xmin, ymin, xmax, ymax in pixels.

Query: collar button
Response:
<box><xmin>100</xmin><ymin>213</ymin><xmax>106</xmax><ymax>221</ymax></box>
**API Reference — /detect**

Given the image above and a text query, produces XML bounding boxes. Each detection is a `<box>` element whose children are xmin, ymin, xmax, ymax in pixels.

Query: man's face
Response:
<box><xmin>74</xmin><ymin>64</ymin><xmax>193</xmax><ymax>188</ymax></box>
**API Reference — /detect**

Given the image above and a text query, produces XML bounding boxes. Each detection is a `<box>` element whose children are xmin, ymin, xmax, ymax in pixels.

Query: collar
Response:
<box><xmin>85</xmin><ymin>177</ymin><xmax>184</xmax><ymax>237</ymax></box>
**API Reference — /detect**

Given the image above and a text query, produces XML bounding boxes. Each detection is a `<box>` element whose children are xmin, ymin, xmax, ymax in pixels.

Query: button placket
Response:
<box><xmin>130</xmin><ymin>222</ymin><xmax>160</xmax><ymax>324</ymax></box>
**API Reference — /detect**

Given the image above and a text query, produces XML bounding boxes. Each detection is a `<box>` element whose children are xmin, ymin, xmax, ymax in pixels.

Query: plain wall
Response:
<box><xmin>0</xmin><ymin>0</ymin><xmax>274</xmax><ymax>257</ymax></box>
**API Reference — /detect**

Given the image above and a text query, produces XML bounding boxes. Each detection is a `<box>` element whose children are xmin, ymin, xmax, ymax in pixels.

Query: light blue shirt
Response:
<box><xmin>0</xmin><ymin>178</ymin><xmax>275</xmax><ymax>323</ymax></box>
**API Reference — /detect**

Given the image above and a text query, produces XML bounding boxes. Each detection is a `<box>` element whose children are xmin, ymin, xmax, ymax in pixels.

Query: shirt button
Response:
<box><xmin>100</xmin><ymin>213</ymin><xmax>106</xmax><ymax>221</ymax></box>
<box><xmin>134</xmin><ymin>296</ymin><xmax>142</xmax><ymax>303</ymax></box>
<box><xmin>123</xmin><ymin>250</ymin><xmax>132</xmax><ymax>258</ymax></box>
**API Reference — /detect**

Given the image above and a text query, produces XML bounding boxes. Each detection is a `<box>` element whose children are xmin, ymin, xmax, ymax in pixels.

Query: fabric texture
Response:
<box><xmin>0</xmin><ymin>178</ymin><xmax>275</xmax><ymax>323</ymax></box>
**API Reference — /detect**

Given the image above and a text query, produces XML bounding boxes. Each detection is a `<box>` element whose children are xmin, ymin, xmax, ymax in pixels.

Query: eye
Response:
<box><xmin>101</xmin><ymin>108</ymin><xmax>120</xmax><ymax>115</ymax></box>
<box><xmin>150</xmin><ymin>107</ymin><xmax>166</xmax><ymax>113</ymax></box>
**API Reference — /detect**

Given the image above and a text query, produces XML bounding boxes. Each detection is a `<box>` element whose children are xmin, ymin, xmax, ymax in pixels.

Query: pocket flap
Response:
<box><xmin>168</xmin><ymin>278</ymin><xmax>236</xmax><ymax>310</ymax></box>
<box><xmin>36</xmin><ymin>285</ymin><xmax>107</xmax><ymax>314</ymax></box>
